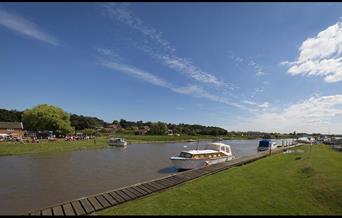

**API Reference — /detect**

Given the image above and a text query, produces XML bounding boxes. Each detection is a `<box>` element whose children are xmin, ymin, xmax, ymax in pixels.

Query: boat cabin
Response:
<box><xmin>205</xmin><ymin>142</ymin><xmax>231</xmax><ymax>154</ymax></box>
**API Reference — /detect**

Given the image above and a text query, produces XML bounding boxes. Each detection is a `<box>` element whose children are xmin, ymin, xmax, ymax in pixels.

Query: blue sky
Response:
<box><xmin>1</xmin><ymin>3</ymin><xmax>342</xmax><ymax>134</ymax></box>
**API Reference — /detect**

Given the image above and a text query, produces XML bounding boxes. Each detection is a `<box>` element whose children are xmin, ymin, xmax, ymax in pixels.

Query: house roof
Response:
<box><xmin>0</xmin><ymin>122</ymin><xmax>23</xmax><ymax>129</ymax></box>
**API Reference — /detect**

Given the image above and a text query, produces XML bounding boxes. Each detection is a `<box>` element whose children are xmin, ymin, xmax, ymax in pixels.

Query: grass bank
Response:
<box><xmin>0</xmin><ymin>134</ymin><xmax>260</xmax><ymax>156</ymax></box>
<box><xmin>0</xmin><ymin>134</ymin><xmax>216</xmax><ymax>156</ymax></box>
<box><xmin>0</xmin><ymin>137</ymin><xmax>109</xmax><ymax>156</ymax></box>
<box><xmin>96</xmin><ymin>144</ymin><xmax>342</xmax><ymax>215</ymax></box>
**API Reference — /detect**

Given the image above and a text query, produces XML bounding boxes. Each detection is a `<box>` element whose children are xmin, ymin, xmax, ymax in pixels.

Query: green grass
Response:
<box><xmin>96</xmin><ymin>144</ymin><xmax>342</xmax><ymax>215</ymax></box>
<box><xmin>0</xmin><ymin>134</ymin><xmax>221</xmax><ymax>156</ymax></box>
<box><xmin>0</xmin><ymin>137</ymin><xmax>109</xmax><ymax>156</ymax></box>
<box><xmin>0</xmin><ymin>133</ymin><xmax>262</xmax><ymax>156</ymax></box>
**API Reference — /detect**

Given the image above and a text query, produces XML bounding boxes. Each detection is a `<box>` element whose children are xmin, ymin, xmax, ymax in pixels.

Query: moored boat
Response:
<box><xmin>108</xmin><ymin>138</ymin><xmax>128</xmax><ymax>147</ymax></box>
<box><xmin>170</xmin><ymin>142</ymin><xmax>234</xmax><ymax>170</ymax></box>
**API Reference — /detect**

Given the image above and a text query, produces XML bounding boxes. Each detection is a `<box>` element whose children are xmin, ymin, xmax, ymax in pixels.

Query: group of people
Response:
<box><xmin>0</xmin><ymin>134</ymin><xmax>96</xmax><ymax>144</ymax></box>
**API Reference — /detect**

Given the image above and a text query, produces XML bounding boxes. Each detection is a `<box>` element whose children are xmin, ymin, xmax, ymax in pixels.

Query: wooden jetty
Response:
<box><xmin>27</xmin><ymin>144</ymin><xmax>299</xmax><ymax>216</ymax></box>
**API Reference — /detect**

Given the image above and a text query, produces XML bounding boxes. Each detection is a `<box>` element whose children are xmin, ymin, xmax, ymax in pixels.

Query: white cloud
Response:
<box><xmin>0</xmin><ymin>8</ymin><xmax>60</xmax><ymax>46</ymax></box>
<box><xmin>99</xmin><ymin>60</ymin><xmax>171</xmax><ymax>88</ymax></box>
<box><xmin>102</xmin><ymin>3</ymin><xmax>229</xmax><ymax>88</ymax></box>
<box><xmin>236</xmin><ymin>95</ymin><xmax>342</xmax><ymax>134</ymax></box>
<box><xmin>243</xmin><ymin>100</ymin><xmax>257</xmax><ymax>105</ymax></box>
<box><xmin>283</xmin><ymin>21</ymin><xmax>342</xmax><ymax>82</ymax></box>
<box><xmin>258</xmin><ymin>101</ymin><xmax>270</xmax><ymax>109</ymax></box>
<box><xmin>256</xmin><ymin>71</ymin><xmax>265</xmax><ymax>76</ymax></box>
<box><xmin>97</xmin><ymin>48</ymin><xmax>248</xmax><ymax>110</ymax></box>
<box><xmin>229</xmin><ymin>53</ymin><xmax>266</xmax><ymax>76</ymax></box>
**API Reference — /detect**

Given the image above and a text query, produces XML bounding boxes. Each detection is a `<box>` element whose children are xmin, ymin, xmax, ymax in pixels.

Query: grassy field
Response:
<box><xmin>96</xmin><ymin>144</ymin><xmax>342</xmax><ymax>215</ymax></box>
<box><xmin>0</xmin><ymin>137</ymin><xmax>109</xmax><ymax>156</ymax></box>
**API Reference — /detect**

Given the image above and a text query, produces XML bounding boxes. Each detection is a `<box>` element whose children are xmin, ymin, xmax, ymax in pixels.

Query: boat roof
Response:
<box><xmin>207</xmin><ymin>142</ymin><xmax>231</xmax><ymax>147</ymax></box>
<box><xmin>181</xmin><ymin>149</ymin><xmax>220</xmax><ymax>155</ymax></box>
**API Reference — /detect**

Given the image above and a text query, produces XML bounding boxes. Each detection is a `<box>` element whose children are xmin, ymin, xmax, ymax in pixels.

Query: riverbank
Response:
<box><xmin>96</xmin><ymin>144</ymin><xmax>342</xmax><ymax>215</ymax></box>
<box><xmin>0</xmin><ymin>134</ymin><xmax>257</xmax><ymax>156</ymax></box>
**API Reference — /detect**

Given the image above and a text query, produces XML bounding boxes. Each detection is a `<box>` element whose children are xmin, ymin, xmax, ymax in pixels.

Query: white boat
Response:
<box><xmin>170</xmin><ymin>142</ymin><xmax>234</xmax><ymax>170</ymax></box>
<box><xmin>297</xmin><ymin>136</ymin><xmax>315</xmax><ymax>144</ymax></box>
<box><xmin>108</xmin><ymin>138</ymin><xmax>128</xmax><ymax>147</ymax></box>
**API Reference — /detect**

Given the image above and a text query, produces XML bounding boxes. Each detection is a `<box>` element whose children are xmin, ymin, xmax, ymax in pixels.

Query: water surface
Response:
<box><xmin>0</xmin><ymin>139</ymin><xmax>291</xmax><ymax>214</ymax></box>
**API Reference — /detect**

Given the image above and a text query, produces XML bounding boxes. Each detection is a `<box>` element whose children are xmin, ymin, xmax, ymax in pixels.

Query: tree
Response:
<box><xmin>70</xmin><ymin>114</ymin><xmax>104</xmax><ymax>130</ymax></box>
<box><xmin>0</xmin><ymin>109</ymin><xmax>22</xmax><ymax>122</ymax></box>
<box><xmin>22</xmin><ymin>104</ymin><xmax>74</xmax><ymax>134</ymax></box>
<box><xmin>148</xmin><ymin>122</ymin><xmax>168</xmax><ymax>135</ymax></box>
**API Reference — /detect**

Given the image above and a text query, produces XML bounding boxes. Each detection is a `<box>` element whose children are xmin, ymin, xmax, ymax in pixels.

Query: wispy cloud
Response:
<box><xmin>102</xmin><ymin>3</ymin><xmax>231</xmax><ymax>88</ymax></box>
<box><xmin>0</xmin><ymin>8</ymin><xmax>60</xmax><ymax>46</ymax></box>
<box><xmin>229</xmin><ymin>53</ymin><xmax>266</xmax><ymax>76</ymax></box>
<box><xmin>236</xmin><ymin>95</ymin><xmax>342</xmax><ymax>133</ymax></box>
<box><xmin>96</xmin><ymin>48</ymin><xmax>248</xmax><ymax>110</ymax></box>
<box><xmin>282</xmin><ymin>20</ymin><xmax>342</xmax><ymax>82</ymax></box>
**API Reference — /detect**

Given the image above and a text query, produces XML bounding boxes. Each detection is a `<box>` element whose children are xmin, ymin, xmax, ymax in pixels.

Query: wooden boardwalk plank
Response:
<box><xmin>154</xmin><ymin>179</ymin><xmax>172</xmax><ymax>188</ymax></box>
<box><xmin>115</xmin><ymin>190</ymin><xmax>131</xmax><ymax>201</ymax></box>
<box><xmin>109</xmin><ymin>191</ymin><xmax>125</xmax><ymax>203</ymax></box>
<box><xmin>79</xmin><ymin>198</ymin><xmax>95</xmax><ymax>214</ymax></box>
<box><xmin>131</xmin><ymin>185</ymin><xmax>149</xmax><ymax>195</ymax></box>
<box><xmin>126</xmin><ymin>187</ymin><xmax>144</xmax><ymax>198</ymax></box>
<box><xmin>62</xmin><ymin>203</ymin><xmax>75</xmax><ymax>216</ymax></box>
<box><xmin>164</xmin><ymin>176</ymin><xmax>182</xmax><ymax>184</ymax></box>
<box><xmin>173</xmin><ymin>174</ymin><xmax>191</xmax><ymax>182</ymax></box>
<box><xmin>149</xmin><ymin>181</ymin><xmax>165</xmax><ymax>189</ymax></box>
<box><xmin>52</xmin><ymin>206</ymin><xmax>64</xmax><ymax>216</ymax></box>
<box><xmin>102</xmin><ymin>193</ymin><xmax>118</xmax><ymax>206</ymax></box>
<box><xmin>71</xmin><ymin>200</ymin><xmax>86</xmax><ymax>216</ymax></box>
<box><xmin>88</xmin><ymin>196</ymin><xmax>103</xmax><ymax>211</ymax></box>
<box><xmin>121</xmin><ymin>188</ymin><xmax>137</xmax><ymax>199</ymax></box>
<box><xmin>29</xmin><ymin>211</ymin><xmax>41</xmax><ymax>216</ymax></box>
<box><xmin>168</xmin><ymin>176</ymin><xmax>185</xmax><ymax>183</ymax></box>
<box><xmin>141</xmin><ymin>183</ymin><xmax>158</xmax><ymax>192</ymax></box>
<box><xmin>160</xmin><ymin>178</ymin><xmax>178</xmax><ymax>186</ymax></box>
<box><xmin>41</xmin><ymin>208</ymin><xmax>52</xmax><ymax>216</ymax></box>
<box><xmin>135</xmin><ymin>184</ymin><xmax>153</xmax><ymax>194</ymax></box>
<box><xmin>95</xmin><ymin>195</ymin><xmax>111</xmax><ymax>208</ymax></box>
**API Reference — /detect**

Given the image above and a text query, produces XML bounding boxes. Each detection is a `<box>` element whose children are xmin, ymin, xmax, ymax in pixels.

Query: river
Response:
<box><xmin>0</xmin><ymin>139</ymin><xmax>291</xmax><ymax>215</ymax></box>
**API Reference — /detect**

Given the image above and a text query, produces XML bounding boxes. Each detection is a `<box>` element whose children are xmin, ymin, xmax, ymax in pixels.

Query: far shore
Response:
<box><xmin>0</xmin><ymin>134</ymin><xmax>268</xmax><ymax>157</ymax></box>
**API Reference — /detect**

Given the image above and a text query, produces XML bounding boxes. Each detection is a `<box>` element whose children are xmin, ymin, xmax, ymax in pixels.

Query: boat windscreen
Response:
<box><xmin>259</xmin><ymin>141</ymin><xmax>270</xmax><ymax>147</ymax></box>
<box><xmin>179</xmin><ymin>152</ymin><xmax>192</xmax><ymax>158</ymax></box>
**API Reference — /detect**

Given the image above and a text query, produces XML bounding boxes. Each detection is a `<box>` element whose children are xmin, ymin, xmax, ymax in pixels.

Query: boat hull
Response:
<box><xmin>108</xmin><ymin>142</ymin><xmax>127</xmax><ymax>147</ymax></box>
<box><xmin>170</xmin><ymin>156</ymin><xmax>233</xmax><ymax>170</ymax></box>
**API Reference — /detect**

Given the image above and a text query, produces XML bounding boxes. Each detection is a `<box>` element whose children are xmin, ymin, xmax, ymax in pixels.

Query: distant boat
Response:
<box><xmin>170</xmin><ymin>142</ymin><xmax>234</xmax><ymax>170</ymax></box>
<box><xmin>187</xmin><ymin>139</ymin><xmax>196</xmax><ymax>142</ymax></box>
<box><xmin>108</xmin><ymin>138</ymin><xmax>128</xmax><ymax>147</ymax></box>
<box><xmin>297</xmin><ymin>136</ymin><xmax>315</xmax><ymax>144</ymax></box>
<box><xmin>257</xmin><ymin>139</ymin><xmax>278</xmax><ymax>152</ymax></box>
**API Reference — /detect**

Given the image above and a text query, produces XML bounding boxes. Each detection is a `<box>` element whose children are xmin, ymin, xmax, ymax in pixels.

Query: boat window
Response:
<box><xmin>180</xmin><ymin>152</ymin><xmax>192</xmax><ymax>158</ymax></box>
<box><xmin>259</xmin><ymin>141</ymin><xmax>270</xmax><ymax>147</ymax></box>
<box><xmin>221</xmin><ymin>147</ymin><xmax>226</xmax><ymax>152</ymax></box>
<box><xmin>226</xmin><ymin>148</ymin><xmax>230</xmax><ymax>153</ymax></box>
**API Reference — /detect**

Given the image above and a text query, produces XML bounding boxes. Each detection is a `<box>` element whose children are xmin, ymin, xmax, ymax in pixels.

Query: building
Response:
<box><xmin>0</xmin><ymin>122</ymin><xmax>24</xmax><ymax>138</ymax></box>
<box><xmin>136</xmin><ymin>126</ymin><xmax>150</xmax><ymax>135</ymax></box>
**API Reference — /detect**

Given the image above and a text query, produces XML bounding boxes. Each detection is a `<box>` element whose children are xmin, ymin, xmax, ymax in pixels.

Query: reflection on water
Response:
<box><xmin>0</xmin><ymin>139</ymin><xmax>275</xmax><ymax>215</ymax></box>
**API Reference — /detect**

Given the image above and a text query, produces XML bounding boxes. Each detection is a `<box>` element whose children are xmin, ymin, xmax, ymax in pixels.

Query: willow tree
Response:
<box><xmin>22</xmin><ymin>104</ymin><xmax>74</xmax><ymax>134</ymax></box>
